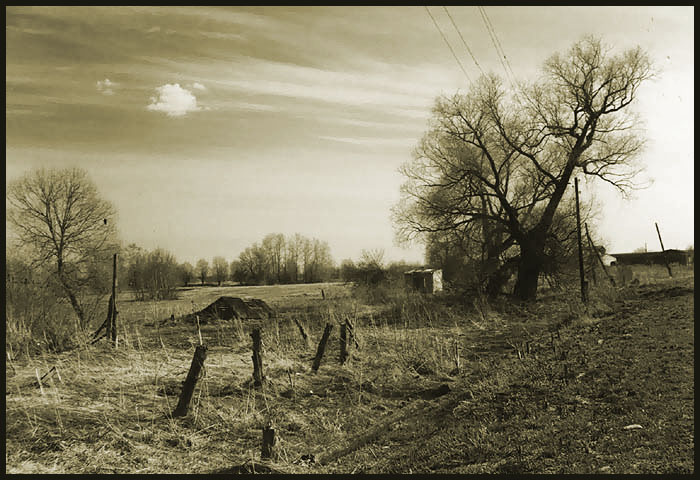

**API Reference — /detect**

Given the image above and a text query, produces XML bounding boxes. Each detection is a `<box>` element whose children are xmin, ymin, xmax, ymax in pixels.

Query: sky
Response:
<box><xmin>5</xmin><ymin>6</ymin><xmax>694</xmax><ymax>265</ymax></box>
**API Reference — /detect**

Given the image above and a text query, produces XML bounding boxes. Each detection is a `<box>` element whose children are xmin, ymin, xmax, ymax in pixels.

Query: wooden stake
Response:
<box><xmin>251</xmin><ymin>328</ymin><xmax>264</xmax><ymax>387</ymax></box>
<box><xmin>293</xmin><ymin>316</ymin><xmax>309</xmax><ymax>346</ymax></box>
<box><xmin>111</xmin><ymin>253</ymin><xmax>118</xmax><ymax>347</ymax></box>
<box><xmin>172</xmin><ymin>345</ymin><xmax>207</xmax><ymax>417</ymax></box>
<box><xmin>339</xmin><ymin>323</ymin><xmax>348</xmax><ymax>365</ymax></box>
<box><xmin>574</xmin><ymin>178</ymin><xmax>587</xmax><ymax>303</ymax></box>
<box><xmin>655</xmin><ymin>222</ymin><xmax>673</xmax><ymax>277</ymax></box>
<box><xmin>585</xmin><ymin>223</ymin><xmax>616</xmax><ymax>287</ymax></box>
<box><xmin>261</xmin><ymin>423</ymin><xmax>277</xmax><ymax>460</ymax></box>
<box><xmin>92</xmin><ymin>294</ymin><xmax>113</xmax><ymax>340</ymax></box>
<box><xmin>312</xmin><ymin>323</ymin><xmax>333</xmax><ymax>372</ymax></box>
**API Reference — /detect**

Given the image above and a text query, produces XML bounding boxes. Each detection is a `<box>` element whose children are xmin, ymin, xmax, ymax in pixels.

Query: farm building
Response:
<box><xmin>609</xmin><ymin>249</ymin><xmax>689</xmax><ymax>266</ymax></box>
<box><xmin>404</xmin><ymin>268</ymin><xmax>443</xmax><ymax>294</ymax></box>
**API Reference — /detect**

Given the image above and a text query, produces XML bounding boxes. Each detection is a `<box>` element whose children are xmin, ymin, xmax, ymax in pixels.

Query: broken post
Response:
<box><xmin>574</xmin><ymin>178</ymin><xmax>587</xmax><ymax>303</ymax></box>
<box><xmin>111</xmin><ymin>253</ymin><xmax>118</xmax><ymax>347</ymax></box>
<box><xmin>172</xmin><ymin>344</ymin><xmax>207</xmax><ymax>417</ymax></box>
<box><xmin>655</xmin><ymin>222</ymin><xmax>673</xmax><ymax>277</ymax></box>
<box><xmin>312</xmin><ymin>323</ymin><xmax>333</xmax><ymax>372</ymax></box>
<box><xmin>261</xmin><ymin>423</ymin><xmax>277</xmax><ymax>460</ymax></box>
<box><xmin>339</xmin><ymin>323</ymin><xmax>348</xmax><ymax>365</ymax></box>
<box><xmin>251</xmin><ymin>328</ymin><xmax>264</xmax><ymax>387</ymax></box>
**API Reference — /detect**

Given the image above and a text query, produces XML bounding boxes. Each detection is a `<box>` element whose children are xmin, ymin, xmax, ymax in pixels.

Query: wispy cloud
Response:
<box><xmin>96</xmin><ymin>78</ymin><xmax>117</xmax><ymax>95</ymax></box>
<box><xmin>191</xmin><ymin>82</ymin><xmax>207</xmax><ymax>91</ymax></box>
<box><xmin>147</xmin><ymin>83</ymin><xmax>200</xmax><ymax>117</ymax></box>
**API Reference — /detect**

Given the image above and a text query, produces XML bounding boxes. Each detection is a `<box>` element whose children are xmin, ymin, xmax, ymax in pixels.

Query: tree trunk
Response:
<box><xmin>513</xmin><ymin>245</ymin><xmax>543</xmax><ymax>301</ymax></box>
<box><xmin>57</xmin><ymin>272</ymin><xmax>85</xmax><ymax>328</ymax></box>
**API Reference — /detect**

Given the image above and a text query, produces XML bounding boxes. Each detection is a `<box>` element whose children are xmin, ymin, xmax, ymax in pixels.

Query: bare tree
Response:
<box><xmin>180</xmin><ymin>261</ymin><xmax>194</xmax><ymax>287</ymax></box>
<box><xmin>6</xmin><ymin>167</ymin><xmax>117</xmax><ymax>326</ymax></box>
<box><xmin>395</xmin><ymin>37</ymin><xmax>652</xmax><ymax>300</ymax></box>
<box><xmin>196</xmin><ymin>258</ymin><xmax>209</xmax><ymax>285</ymax></box>
<box><xmin>212</xmin><ymin>256</ymin><xmax>228</xmax><ymax>286</ymax></box>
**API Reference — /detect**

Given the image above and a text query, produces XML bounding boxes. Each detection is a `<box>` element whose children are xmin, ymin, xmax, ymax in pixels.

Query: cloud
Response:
<box><xmin>147</xmin><ymin>83</ymin><xmax>200</xmax><ymax>117</ymax></box>
<box><xmin>96</xmin><ymin>78</ymin><xmax>117</xmax><ymax>95</ymax></box>
<box><xmin>191</xmin><ymin>82</ymin><xmax>206</xmax><ymax>91</ymax></box>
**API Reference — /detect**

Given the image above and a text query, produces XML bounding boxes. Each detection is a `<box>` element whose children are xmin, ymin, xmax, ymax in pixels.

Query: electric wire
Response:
<box><xmin>424</xmin><ymin>5</ymin><xmax>472</xmax><ymax>83</ymax></box>
<box><xmin>442</xmin><ymin>6</ymin><xmax>485</xmax><ymax>77</ymax></box>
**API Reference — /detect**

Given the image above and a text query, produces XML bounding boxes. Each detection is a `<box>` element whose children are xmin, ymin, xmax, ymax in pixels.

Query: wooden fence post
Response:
<box><xmin>655</xmin><ymin>222</ymin><xmax>673</xmax><ymax>277</ymax></box>
<box><xmin>261</xmin><ymin>423</ymin><xmax>277</xmax><ymax>460</ymax></box>
<box><xmin>312</xmin><ymin>323</ymin><xmax>333</xmax><ymax>372</ymax></box>
<box><xmin>293</xmin><ymin>316</ymin><xmax>309</xmax><ymax>347</ymax></box>
<box><xmin>251</xmin><ymin>328</ymin><xmax>264</xmax><ymax>387</ymax></box>
<box><xmin>586</xmin><ymin>223</ymin><xmax>616</xmax><ymax>287</ymax></box>
<box><xmin>339</xmin><ymin>323</ymin><xmax>348</xmax><ymax>365</ymax></box>
<box><xmin>111</xmin><ymin>253</ymin><xmax>118</xmax><ymax>347</ymax></box>
<box><xmin>172</xmin><ymin>344</ymin><xmax>207</xmax><ymax>417</ymax></box>
<box><xmin>574</xmin><ymin>178</ymin><xmax>587</xmax><ymax>303</ymax></box>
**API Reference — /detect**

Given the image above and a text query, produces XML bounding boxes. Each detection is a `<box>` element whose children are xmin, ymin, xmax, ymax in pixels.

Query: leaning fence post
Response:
<box><xmin>312</xmin><ymin>323</ymin><xmax>333</xmax><ymax>372</ymax></box>
<box><xmin>172</xmin><ymin>345</ymin><xmax>207</xmax><ymax>417</ymax></box>
<box><xmin>293</xmin><ymin>315</ymin><xmax>309</xmax><ymax>347</ymax></box>
<box><xmin>251</xmin><ymin>328</ymin><xmax>264</xmax><ymax>387</ymax></box>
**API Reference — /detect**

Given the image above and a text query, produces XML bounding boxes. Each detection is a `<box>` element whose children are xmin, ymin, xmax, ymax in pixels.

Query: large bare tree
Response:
<box><xmin>7</xmin><ymin>167</ymin><xmax>117</xmax><ymax>326</ymax></box>
<box><xmin>395</xmin><ymin>37</ymin><xmax>652</xmax><ymax>300</ymax></box>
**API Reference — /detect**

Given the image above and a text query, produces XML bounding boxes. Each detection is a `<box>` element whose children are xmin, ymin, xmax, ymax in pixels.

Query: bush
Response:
<box><xmin>5</xmin><ymin>275</ymin><xmax>93</xmax><ymax>357</ymax></box>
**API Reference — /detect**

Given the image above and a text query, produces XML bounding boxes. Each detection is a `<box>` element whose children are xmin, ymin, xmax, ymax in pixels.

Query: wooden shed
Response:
<box><xmin>404</xmin><ymin>268</ymin><xmax>443</xmax><ymax>294</ymax></box>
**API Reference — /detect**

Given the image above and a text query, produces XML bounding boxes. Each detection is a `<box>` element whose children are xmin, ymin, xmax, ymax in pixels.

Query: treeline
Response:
<box><xmin>113</xmin><ymin>233</ymin><xmax>337</xmax><ymax>301</ymax></box>
<box><xmin>230</xmin><ymin>233</ymin><xmax>335</xmax><ymax>285</ymax></box>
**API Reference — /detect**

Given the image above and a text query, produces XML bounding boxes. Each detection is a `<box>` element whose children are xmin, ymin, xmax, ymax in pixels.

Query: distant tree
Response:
<box><xmin>340</xmin><ymin>259</ymin><xmax>358</xmax><ymax>283</ymax></box>
<box><xmin>633</xmin><ymin>246</ymin><xmax>648</xmax><ymax>253</ymax></box>
<box><xmin>395</xmin><ymin>37</ymin><xmax>652</xmax><ymax>300</ymax></box>
<box><xmin>6</xmin><ymin>167</ymin><xmax>117</xmax><ymax>327</ymax></box>
<box><xmin>212</xmin><ymin>256</ymin><xmax>228</xmax><ymax>286</ymax></box>
<box><xmin>180</xmin><ymin>261</ymin><xmax>194</xmax><ymax>287</ymax></box>
<box><xmin>238</xmin><ymin>243</ymin><xmax>268</xmax><ymax>284</ymax></box>
<box><xmin>261</xmin><ymin>233</ymin><xmax>285</xmax><ymax>284</ymax></box>
<box><xmin>196</xmin><ymin>258</ymin><xmax>209</xmax><ymax>285</ymax></box>
<box><xmin>228</xmin><ymin>259</ymin><xmax>239</xmax><ymax>283</ymax></box>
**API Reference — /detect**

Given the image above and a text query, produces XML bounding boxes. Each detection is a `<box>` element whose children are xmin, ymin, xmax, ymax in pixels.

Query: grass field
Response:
<box><xmin>5</xmin><ymin>270</ymin><xmax>694</xmax><ymax>474</ymax></box>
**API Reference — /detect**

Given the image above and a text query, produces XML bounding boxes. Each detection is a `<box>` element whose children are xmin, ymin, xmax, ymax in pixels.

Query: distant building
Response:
<box><xmin>404</xmin><ymin>268</ymin><xmax>443</xmax><ymax>294</ymax></box>
<box><xmin>609</xmin><ymin>249</ymin><xmax>689</xmax><ymax>266</ymax></box>
<box><xmin>600</xmin><ymin>254</ymin><xmax>617</xmax><ymax>266</ymax></box>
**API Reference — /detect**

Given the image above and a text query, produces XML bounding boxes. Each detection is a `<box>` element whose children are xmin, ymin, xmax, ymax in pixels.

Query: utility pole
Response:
<box><xmin>655</xmin><ymin>222</ymin><xmax>673</xmax><ymax>277</ymax></box>
<box><xmin>575</xmin><ymin>178</ymin><xmax>587</xmax><ymax>303</ymax></box>
<box><xmin>111</xmin><ymin>253</ymin><xmax>118</xmax><ymax>346</ymax></box>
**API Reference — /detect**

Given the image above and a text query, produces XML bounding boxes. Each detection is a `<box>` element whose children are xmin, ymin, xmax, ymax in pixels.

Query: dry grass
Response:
<box><xmin>5</xmin><ymin>271</ymin><xmax>694</xmax><ymax>473</ymax></box>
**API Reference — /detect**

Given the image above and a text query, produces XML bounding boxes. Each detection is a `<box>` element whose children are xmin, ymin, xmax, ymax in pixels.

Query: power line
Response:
<box><xmin>424</xmin><ymin>5</ymin><xmax>472</xmax><ymax>83</ymax></box>
<box><xmin>480</xmin><ymin>6</ymin><xmax>517</xmax><ymax>83</ymax></box>
<box><xmin>477</xmin><ymin>6</ymin><xmax>518</xmax><ymax>90</ymax></box>
<box><xmin>442</xmin><ymin>6</ymin><xmax>485</xmax><ymax>77</ymax></box>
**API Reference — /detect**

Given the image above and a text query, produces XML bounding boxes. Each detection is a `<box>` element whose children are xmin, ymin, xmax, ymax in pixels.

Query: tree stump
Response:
<box><xmin>251</xmin><ymin>328</ymin><xmax>264</xmax><ymax>387</ymax></box>
<box><xmin>172</xmin><ymin>345</ymin><xmax>207</xmax><ymax>417</ymax></box>
<box><xmin>312</xmin><ymin>323</ymin><xmax>333</xmax><ymax>372</ymax></box>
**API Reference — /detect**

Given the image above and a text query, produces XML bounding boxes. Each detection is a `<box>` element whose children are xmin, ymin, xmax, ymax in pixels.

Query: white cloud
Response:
<box><xmin>147</xmin><ymin>83</ymin><xmax>200</xmax><ymax>117</ymax></box>
<box><xmin>96</xmin><ymin>78</ymin><xmax>117</xmax><ymax>95</ymax></box>
<box><xmin>192</xmin><ymin>82</ymin><xmax>207</xmax><ymax>91</ymax></box>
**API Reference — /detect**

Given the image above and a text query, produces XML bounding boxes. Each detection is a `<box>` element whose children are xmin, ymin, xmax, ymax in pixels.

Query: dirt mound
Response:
<box><xmin>188</xmin><ymin>296</ymin><xmax>275</xmax><ymax>322</ymax></box>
